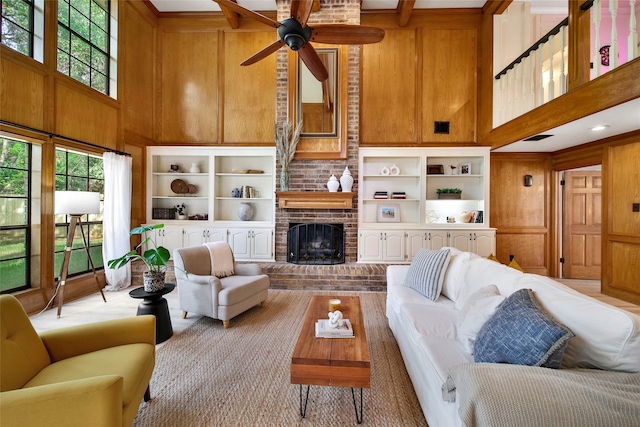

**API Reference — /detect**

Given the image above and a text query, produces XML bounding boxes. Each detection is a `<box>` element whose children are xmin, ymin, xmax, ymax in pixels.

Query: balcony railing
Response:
<box><xmin>493</xmin><ymin>0</ymin><xmax>638</xmax><ymax>128</ymax></box>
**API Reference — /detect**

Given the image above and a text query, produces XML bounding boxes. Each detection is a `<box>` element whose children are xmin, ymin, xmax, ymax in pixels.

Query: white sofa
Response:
<box><xmin>386</xmin><ymin>247</ymin><xmax>640</xmax><ymax>427</ymax></box>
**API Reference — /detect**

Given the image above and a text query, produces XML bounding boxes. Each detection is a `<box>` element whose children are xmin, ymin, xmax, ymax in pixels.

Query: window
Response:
<box><xmin>1</xmin><ymin>0</ymin><xmax>44</xmax><ymax>61</ymax></box>
<box><xmin>0</xmin><ymin>136</ymin><xmax>41</xmax><ymax>294</ymax></box>
<box><xmin>1</xmin><ymin>0</ymin><xmax>34</xmax><ymax>56</ymax></box>
<box><xmin>54</xmin><ymin>148</ymin><xmax>104</xmax><ymax>279</ymax></box>
<box><xmin>57</xmin><ymin>0</ymin><xmax>111</xmax><ymax>95</ymax></box>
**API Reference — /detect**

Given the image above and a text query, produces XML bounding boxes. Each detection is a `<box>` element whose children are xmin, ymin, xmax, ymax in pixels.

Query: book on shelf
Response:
<box><xmin>374</xmin><ymin>191</ymin><xmax>388</xmax><ymax>199</ymax></box>
<box><xmin>391</xmin><ymin>192</ymin><xmax>406</xmax><ymax>199</ymax></box>
<box><xmin>315</xmin><ymin>319</ymin><xmax>354</xmax><ymax>338</ymax></box>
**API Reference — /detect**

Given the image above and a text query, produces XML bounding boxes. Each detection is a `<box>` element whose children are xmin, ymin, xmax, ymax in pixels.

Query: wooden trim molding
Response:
<box><xmin>277</xmin><ymin>192</ymin><xmax>355</xmax><ymax>209</ymax></box>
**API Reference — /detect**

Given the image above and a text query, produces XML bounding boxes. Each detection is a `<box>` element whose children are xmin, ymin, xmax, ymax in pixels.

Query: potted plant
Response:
<box><xmin>107</xmin><ymin>224</ymin><xmax>171</xmax><ymax>292</ymax></box>
<box><xmin>436</xmin><ymin>188</ymin><xmax>462</xmax><ymax>199</ymax></box>
<box><xmin>174</xmin><ymin>203</ymin><xmax>187</xmax><ymax>220</ymax></box>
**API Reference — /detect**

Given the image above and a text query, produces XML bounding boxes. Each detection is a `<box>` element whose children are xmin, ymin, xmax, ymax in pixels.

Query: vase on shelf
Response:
<box><xmin>177</xmin><ymin>214</ymin><xmax>187</xmax><ymax>220</ymax></box>
<box><xmin>190</xmin><ymin>163</ymin><xmax>200</xmax><ymax>173</ymax></box>
<box><xmin>238</xmin><ymin>202</ymin><xmax>254</xmax><ymax>221</ymax></box>
<box><xmin>280</xmin><ymin>168</ymin><xmax>289</xmax><ymax>192</ymax></box>
<box><xmin>340</xmin><ymin>166</ymin><xmax>354</xmax><ymax>192</ymax></box>
<box><xmin>327</xmin><ymin>175</ymin><xmax>340</xmax><ymax>192</ymax></box>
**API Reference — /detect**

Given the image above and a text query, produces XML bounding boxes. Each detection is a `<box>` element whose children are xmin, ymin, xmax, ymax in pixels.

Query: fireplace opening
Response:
<box><xmin>287</xmin><ymin>223</ymin><xmax>345</xmax><ymax>265</ymax></box>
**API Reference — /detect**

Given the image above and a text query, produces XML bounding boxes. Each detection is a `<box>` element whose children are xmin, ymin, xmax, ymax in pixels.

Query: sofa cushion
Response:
<box><xmin>457</xmin><ymin>286</ymin><xmax>506</xmax><ymax>355</ymax></box>
<box><xmin>399</xmin><ymin>304</ymin><xmax>460</xmax><ymax>343</ymax></box>
<box><xmin>441</xmin><ymin>248</ymin><xmax>477</xmax><ymax>300</ymax></box>
<box><xmin>404</xmin><ymin>249</ymin><xmax>451</xmax><ymax>301</ymax></box>
<box><xmin>517</xmin><ymin>274</ymin><xmax>640</xmax><ymax>372</ymax></box>
<box><xmin>474</xmin><ymin>289</ymin><xmax>574</xmax><ymax>368</ymax></box>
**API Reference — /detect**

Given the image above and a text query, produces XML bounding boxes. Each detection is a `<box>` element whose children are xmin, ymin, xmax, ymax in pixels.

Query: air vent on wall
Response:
<box><xmin>434</xmin><ymin>121</ymin><xmax>450</xmax><ymax>134</ymax></box>
<box><xmin>523</xmin><ymin>134</ymin><xmax>553</xmax><ymax>141</ymax></box>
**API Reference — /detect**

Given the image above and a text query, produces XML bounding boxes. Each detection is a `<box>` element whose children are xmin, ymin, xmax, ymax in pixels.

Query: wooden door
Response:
<box><xmin>563</xmin><ymin>171</ymin><xmax>602</xmax><ymax>279</ymax></box>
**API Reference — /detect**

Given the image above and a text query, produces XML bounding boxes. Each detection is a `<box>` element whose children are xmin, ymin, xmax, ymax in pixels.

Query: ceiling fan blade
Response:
<box><xmin>298</xmin><ymin>44</ymin><xmax>329</xmax><ymax>82</ymax></box>
<box><xmin>290</xmin><ymin>0</ymin><xmax>314</xmax><ymax>26</ymax></box>
<box><xmin>241</xmin><ymin>40</ymin><xmax>285</xmax><ymax>66</ymax></box>
<box><xmin>310</xmin><ymin>24</ymin><xmax>385</xmax><ymax>45</ymax></box>
<box><xmin>213</xmin><ymin>0</ymin><xmax>282</xmax><ymax>28</ymax></box>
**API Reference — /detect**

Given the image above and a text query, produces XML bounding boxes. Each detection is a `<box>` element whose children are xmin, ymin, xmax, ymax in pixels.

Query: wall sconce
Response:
<box><xmin>524</xmin><ymin>175</ymin><xmax>533</xmax><ymax>187</ymax></box>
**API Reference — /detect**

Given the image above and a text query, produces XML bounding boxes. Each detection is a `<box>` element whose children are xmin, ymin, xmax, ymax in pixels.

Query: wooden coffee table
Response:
<box><xmin>291</xmin><ymin>295</ymin><xmax>370</xmax><ymax>423</ymax></box>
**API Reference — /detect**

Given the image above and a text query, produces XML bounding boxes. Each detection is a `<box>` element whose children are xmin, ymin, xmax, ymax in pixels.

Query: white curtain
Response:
<box><xmin>102</xmin><ymin>152</ymin><xmax>132</xmax><ymax>291</ymax></box>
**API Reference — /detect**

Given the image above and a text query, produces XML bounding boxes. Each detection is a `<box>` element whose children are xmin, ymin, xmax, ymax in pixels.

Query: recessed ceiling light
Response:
<box><xmin>590</xmin><ymin>125</ymin><xmax>609</xmax><ymax>131</ymax></box>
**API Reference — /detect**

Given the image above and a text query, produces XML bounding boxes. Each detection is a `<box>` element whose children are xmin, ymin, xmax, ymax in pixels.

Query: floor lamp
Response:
<box><xmin>54</xmin><ymin>191</ymin><xmax>106</xmax><ymax>317</ymax></box>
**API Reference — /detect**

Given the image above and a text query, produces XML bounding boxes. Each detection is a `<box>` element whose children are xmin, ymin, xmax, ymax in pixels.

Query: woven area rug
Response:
<box><xmin>133</xmin><ymin>290</ymin><xmax>427</xmax><ymax>426</ymax></box>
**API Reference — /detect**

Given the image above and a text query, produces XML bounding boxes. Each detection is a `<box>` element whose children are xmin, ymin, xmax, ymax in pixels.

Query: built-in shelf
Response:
<box><xmin>277</xmin><ymin>192</ymin><xmax>355</xmax><ymax>209</ymax></box>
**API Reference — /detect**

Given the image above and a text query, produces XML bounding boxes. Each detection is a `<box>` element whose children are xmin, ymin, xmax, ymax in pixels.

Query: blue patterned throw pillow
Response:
<box><xmin>404</xmin><ymin>249</ymin><xmax>451</xmax><ymax>301</ymax></box>
<box><xmin>474</xmin><ymin>289</ymin><xmax>574</xmax><ymax>368</ymax></box>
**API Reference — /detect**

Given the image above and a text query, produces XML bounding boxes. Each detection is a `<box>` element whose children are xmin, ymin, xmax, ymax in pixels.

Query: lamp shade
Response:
<box><xmin>55</xmin><ymin>191</ymin><xmax>101</xmax><ymax>215</ymax></box>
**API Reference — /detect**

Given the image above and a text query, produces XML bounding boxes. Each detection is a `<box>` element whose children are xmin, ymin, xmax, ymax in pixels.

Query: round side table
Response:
<box><xmin>129</xmin><ymin>283</ymin><xmax>175</xmax><ymax>344</ymax></box>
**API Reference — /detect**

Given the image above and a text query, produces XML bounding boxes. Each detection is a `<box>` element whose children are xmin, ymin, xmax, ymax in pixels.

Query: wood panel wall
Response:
<box><xmin>490</xmin><ymin>153</ymin><xmax>551</xmax><ymax>274</ymax></box>
<box><xmin>360</xmin><ymin>12</ymin><xmax>481</xmax><ymax>145</ymax></box>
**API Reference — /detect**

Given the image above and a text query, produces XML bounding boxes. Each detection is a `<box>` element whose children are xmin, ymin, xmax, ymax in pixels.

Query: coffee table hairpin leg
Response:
<box><xmin>351</xmin><ymin>387</ymin><xmax>364</xmax><ymax>424</ymax></box>
<box><xmin>299</xmin><ymin>386</ymin><xmax>363</xmax><ymax>424</ymax></box>
<box><xmin>299</xmin><ymin>385</ymin><xmax>311</xmax><ymax>418</ymax></box>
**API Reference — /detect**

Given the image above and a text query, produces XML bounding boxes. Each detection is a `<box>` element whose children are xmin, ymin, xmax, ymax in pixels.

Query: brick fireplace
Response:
<box><xmin>261</xmin><ymin>0</ymin><xmax>387</xmax><ymax>291</ymax></box>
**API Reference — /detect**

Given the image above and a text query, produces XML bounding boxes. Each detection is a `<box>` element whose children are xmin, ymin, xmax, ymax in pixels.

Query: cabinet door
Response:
<box><xmin>228</xmin><ymin>229</ymin><xmax>250</xmax><ymax>259</ymax></box>
<box><xmin>359</xmin><ymin>231</ymin><xmax>383</xmax><ymax>262</ymax></box>
<box><xmin>473</xmin><ymin>230</ymin><xmax>496</xmax><ymax>257</ymax></box>
<box><xmin>427</xmin><ymin>230</ymin><xmax>449</xmax><ymax>250</ymax></box>
<box><xmin>207</xmin><ymin>228</ymin><xmax>227</xmax><ymax>243</ymax></box>
<box><xmin>383</xmin><ymin>231</ymin><xmax>405</xmax><ymax>262</ymax></box>
<box><xmin>406</xmin><ymin>231</ymin><xmax>427</xmax><ymax>261</ymax></box>
<box><xmin>158</xmin><ymin>226</ymin><xmax>184</xmax><ymax>258</ymax></box>
<box><xmin>250</xmin><ymin>229</ymin><xmax>273</xmax><ymax>260</ymax></box>
<box><xmin>183</xmin><ymin>227</ymin><xmax>207</xmax><ymax>247</ymax></box>
<box><xmin>449</xmin><ymin>231</ymin><xmax>473</xmax><ymax>252</ymax></box>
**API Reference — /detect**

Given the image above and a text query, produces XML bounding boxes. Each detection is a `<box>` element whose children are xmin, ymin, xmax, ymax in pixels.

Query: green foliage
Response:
<box><xmin>107</xmin><ymin>224</ymin><xmax>171</xmax><ymax>273</ymax></box>
<box><xmin>0</xmin><ymin>138</ymin><xmax>29</xmax><ymax>196</ymax></box>
<box><xmin>436</xmin><ymin>188</ymin><xmax>462</xmax><ymax>194</ymax></box>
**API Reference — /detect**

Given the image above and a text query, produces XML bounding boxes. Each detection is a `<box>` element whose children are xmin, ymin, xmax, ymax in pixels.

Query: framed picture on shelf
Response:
<box><xmin>427</xmin><ymin>164</ymin><xmax>444</xmax><ymax>174</ymax></box>
<box><xmin>459</xmin><ymin>163</ymin><xmax>471</xmax><ymax>175</ymax></box>
<box><xmin>377</xmin><ymin>204</ymin><xmax>400</xmax><ymax>223</ymax></box>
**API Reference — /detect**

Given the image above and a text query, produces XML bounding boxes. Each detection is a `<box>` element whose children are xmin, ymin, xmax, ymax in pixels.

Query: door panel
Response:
<box><xmin>563</xmin><ymin>171</ymin><xmax>602</xmax><ymax>279</ymax></box>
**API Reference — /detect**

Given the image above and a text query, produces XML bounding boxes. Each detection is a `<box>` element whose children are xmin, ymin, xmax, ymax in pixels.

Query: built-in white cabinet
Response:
<box><xmin>146</xmin><ymin>147</ymin><xmax>276</xmax><ymax>262</ymax></box>
<box><xmin>228</xmin><ymin>228</ymin><xmax>273</xmax><ymax>261</ymax></box>
<box><xmin>358</xmin><ymin>147</ymin><xmax>495</xmax><ymax>263</ymax></box>
<box><xmin>146</xmin><ymin>225</ymin><xmax>184</xmax><ymax>259</ymax></box>
<box><xmin>358</xmin><ymin>230</ymin><xmax>405</xmax><ymax>262</ymax></box>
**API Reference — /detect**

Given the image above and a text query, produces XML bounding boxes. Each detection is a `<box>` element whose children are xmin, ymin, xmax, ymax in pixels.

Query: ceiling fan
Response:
<box><xmin>213</xmin><ymin>0</ymin><xmax>385</xmax><ymax>81</ymax></box>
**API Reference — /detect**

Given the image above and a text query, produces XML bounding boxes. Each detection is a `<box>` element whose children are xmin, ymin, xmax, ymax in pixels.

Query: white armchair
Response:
<box><xmin>173</xmin><ymin>244</ymin><xmax>269</xmax><ymax>328</ymax></box>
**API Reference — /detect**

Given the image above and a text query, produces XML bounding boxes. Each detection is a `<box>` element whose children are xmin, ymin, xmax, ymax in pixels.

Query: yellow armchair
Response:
<box><xmin>1</xmin><ymin>294</ymin><xmax>156</xmax><ymax>427</ymax></box>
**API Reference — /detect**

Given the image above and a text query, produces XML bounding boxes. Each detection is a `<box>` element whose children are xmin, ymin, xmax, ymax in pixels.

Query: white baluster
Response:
<box><xmin>538</xmin><ymin>44</ymin><xmax>545</xmax><ymax>106</ymax></box>
<box><xmin>499</xmin><ymin>76</ymin><xmax>505</xmax><ymax>126</ymax></box>
<box><xmin>559</xmin><ymin>25</ymin><xmax>567</xmax><ymax>95</ymax></box>
<box><xmin>514</xmin><ymin>65</ymin><xmax>520</xmax><ymax>117</ymax></box>
<box><xmin>529</xmin><ymin>53</ymin><xmax>535</xmax><ymax>111</ymax></box>
<box><xmin>610</xmin><ymin>0</ymin><xmax>619</xmax><ymax>69</ymax></box>
<box><xmin>506</xmin><ymin>71</ymin><xmax>513</xmax><ymax>121</ymax></box>
<box><xmin>547</xmin><ymin>34</ymin><xmax>555</xmax><ymax>101</ymax></box>
<box><xmin>593</xmin><ymin>0</ymin><xmax>602</xmax><ymax>78</ymax></box>
<box><xmin>629</xmin><ymin>0</ymin><xmax>638</xmax><ymax>61</ymax></box>
<box><xmin>521</xmin><ymin>59</ymin><xmax>527</xmax><ymax>115</ymax></box>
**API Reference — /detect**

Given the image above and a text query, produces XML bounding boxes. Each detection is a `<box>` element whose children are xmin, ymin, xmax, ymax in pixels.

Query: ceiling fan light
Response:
<box><xmin>284</xmin><ymin>33</ymin><xmax>306</xmax><ymax>50</ymax></box>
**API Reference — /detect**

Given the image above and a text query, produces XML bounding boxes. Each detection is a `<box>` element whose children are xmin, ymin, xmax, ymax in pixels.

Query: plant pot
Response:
<box><xmin>438</xmin><ymin>193</ymin><xmax>462</xmax><ymax>199</ymax></box>
<box><xmin>143</xmin><ymin>271</ymin><xmax>165</xmax><ymax>293</ymax></box>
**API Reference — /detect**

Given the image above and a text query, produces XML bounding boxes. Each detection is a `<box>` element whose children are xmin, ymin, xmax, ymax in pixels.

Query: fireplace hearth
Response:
<box><xmin>287</xmin><ymin>223</ymin><xmax>345</xmax><ymax>265</ymax></box>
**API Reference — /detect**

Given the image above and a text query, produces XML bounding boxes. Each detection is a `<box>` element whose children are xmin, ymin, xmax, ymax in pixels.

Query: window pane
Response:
<box><xmin>58</xmin><ymin>26</ymin><xmax>70</xmax><ymax>53</ymax></box>
<box><xmin>55</xmin><ymin>174</ymin><xmax>67</xmax><ymax>191</ymax></box>
<box><xmin>0</xmin><ymin>258</ymin><xmax>27</xmax><ymax>292</ymax></box>
<box><xmin>71</xmin><ymin>33</ymin><xmax>90</xmax><ymax>65</ymax></box>
<box><xmin>0</xmin><ymin>138</ymin><xmax>29</xmax><ymax>168</ymax></box>
<box><xmin>89</xmin><ymin>156</ymin><xmax>103</xmax><ymax>178</ymax></box>
<box><xmin>91</xmin><ymin>70</ymin><xmax>107</xmax><ymax>93</ymax></box>
<box><xmin>91</xmin><ymin>24</ymin><xmax>106</xmax><ymax>51</ymax></box>
<box><xmin>75</xmin><ymin>0</ymin><xmax>91</xmax><ymax>17</ymax></box>
<box><xmin>91</xmin><ymin>46</ymin><xmax>107</xmax><ymax>73</ymax></box>
<box><xmin>0</xmin><ymin>229</ymin><xmax>26</xmax><ymax>261</ymax></box>
<box><xmin>1</xmin><ymin>19</ymin><xmax>29</xmax><ymax>55</ymax></box>
<box><xmin>91</xmin><ymin>4</ymin><xmax>107</xmax><ymax>30</ymax></box>
<box><xmin>58</xmin><ymin>1</ymin><xmax>69</xmax><ymax>26</ymax></box>
<box><xmin>55</xmin><ymin>149</ymin><xmax>67</xmax><ymax>174</ymax></box>
<box><xmin>70</xmin><ymin>7</ymin><xmax>90</xmax><ymax>40</ymax></box>
<box><xmin>67</xmin><ymin>152</ymin><xmax>88</xmax><ymax>176</ymax></box>
<box><xmin>2</xmin><ymin>0</ymin><xmax>31</xmax><ymax>29</ymax></box>
<box><xmin>57</xmin><ymin>50</ymin><xmax>70</xmax><ymax>74</ymax></box>
<box><xmin>68</xmin><ymin>176</ymin><xmax>88</xmax><ymax>190</ymax></box>
<box><xmin>70</xmin><ymin>59</ymin><xmax>90</xmax><ymax>84</ymax></box>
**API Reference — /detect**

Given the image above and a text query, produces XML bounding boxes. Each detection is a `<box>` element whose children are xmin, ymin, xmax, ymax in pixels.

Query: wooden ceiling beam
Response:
<box><xmin>396</xmin><ymin>0</ymin><xmax>416</xmax><ymax>27</ymax></box>
<box><xmin>219</xmin><ymin>0</ymin><xmax>240</xmax><ymax>29</ymax></box>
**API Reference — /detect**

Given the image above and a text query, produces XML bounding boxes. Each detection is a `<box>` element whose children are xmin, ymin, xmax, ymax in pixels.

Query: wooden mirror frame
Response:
<box><xmin>287</xmin><ymin>45</ymin><xmax>348</xmax><ymax>160</ymax></box>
